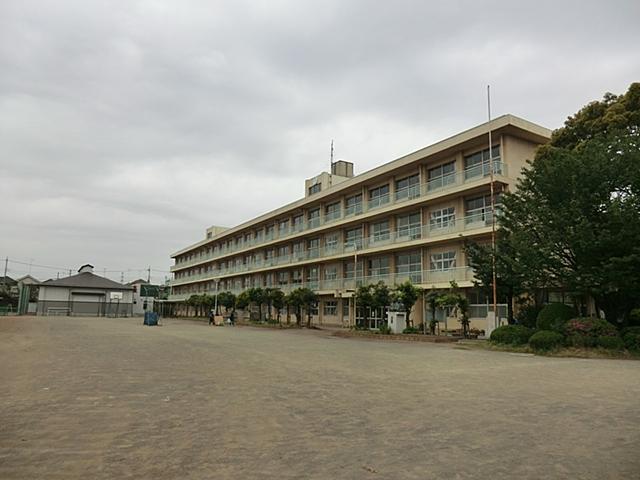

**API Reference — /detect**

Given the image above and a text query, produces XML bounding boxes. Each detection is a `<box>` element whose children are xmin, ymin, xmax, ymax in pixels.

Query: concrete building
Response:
<box><xmin>127</xmin><ymin>279</ymin><xmax>163</xmax><ymax>315</ymax></box>
<box><xmin>38</xmin><ymin>265</ymin><xmax>133</xmax><ymax>317</ymax></box>
<box><xmin>168</xmin><ymin>115</ymin><xmax>551</xmax><ymax>331</ymax></box>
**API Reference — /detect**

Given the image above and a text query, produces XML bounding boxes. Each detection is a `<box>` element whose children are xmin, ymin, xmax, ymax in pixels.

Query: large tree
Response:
<box><xmin>499</xmin><ymin>83</ymin><xmax>640</xmax><ymax>325</ymax></box>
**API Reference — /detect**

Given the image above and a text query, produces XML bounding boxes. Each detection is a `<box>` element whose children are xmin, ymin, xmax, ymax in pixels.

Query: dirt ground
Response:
<box><xmin>1</xmin><ymin>316</ymin><xmax>639</xmax><ymax>479</ymax></box>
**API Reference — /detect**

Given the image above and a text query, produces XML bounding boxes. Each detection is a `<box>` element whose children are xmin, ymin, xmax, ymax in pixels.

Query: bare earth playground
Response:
<box><xmin>1</xmin><ymin>316</ymin><xmax>638</xmax><ymax>479</ymax></box>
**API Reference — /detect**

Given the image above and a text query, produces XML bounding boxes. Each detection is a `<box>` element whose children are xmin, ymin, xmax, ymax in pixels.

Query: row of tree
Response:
<box><xmin>465</xmin><ymin>82</ymin><xmax>640</xmax><ymax>327</ymax></box>
<box><xmin>185</xmin><ymin>286</ymin><xmax>319</xmax><ymax>327</ymax></box>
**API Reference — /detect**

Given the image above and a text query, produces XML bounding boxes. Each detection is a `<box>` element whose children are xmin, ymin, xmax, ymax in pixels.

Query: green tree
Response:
<box><xmin>393</xmin><ymin>281</ymin><xmax>421</xmax><ymax>327</ymax></box>
<box><xmin>246</xmin><ymin>287</ymin><xmax>266</xmax><ymax>321</ymax></box>
<box><xmin>235</xmin><ymin>291</ymin><xmax>250</xmax><ymax>311</ymax></box>
<box><xmin>499</xmin><ymin>83</ymin><xmax>640</xmax><ymax>325</ymax></box>
<box><xmin>437</xmin><ymin>282</ymin><xmax>471</xmax><ymax>337</ymax></box>
<box><xmin>268</xmin><ymin>288</ymin><xmax>286</xmax><ymax>323</ymax></box>
<box><xmin>356</xmin><ymin>282</ymin><xmax>391</xmax><ymax>329</ymax></box>
<box><xmin>285</xmin><ymin>290</ymin><xmax>304</xmax><ymax>326</ymax></box>
<box><xmin>465</xmin><ymin>231</ymin><xmax>529</xmax><ymax>324</ymax></box>
<box><xmin>217</xmin><ymin>291</ymin><xmax>236</xmax><ymax>314</ymax></box>
<box><xmin>286</xmin><ymin>288</ymin><xmax>317</xmax><ymax>327</ymax></box>
<box><xmin>424</xmin><ymin>289</ymin><xmax>443</xmax><ymax>334</ymax></box>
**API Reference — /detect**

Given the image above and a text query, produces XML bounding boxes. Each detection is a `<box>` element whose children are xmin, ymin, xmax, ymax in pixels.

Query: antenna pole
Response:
<box><xmin>488</xmin><ymin>85</ymin><xmax>498</xmax><ymax>325</ymax></box>
<box><xmin>330</xmin><ymin>140</ymin><xmax>334</xmax><ymax>172</ymax></box>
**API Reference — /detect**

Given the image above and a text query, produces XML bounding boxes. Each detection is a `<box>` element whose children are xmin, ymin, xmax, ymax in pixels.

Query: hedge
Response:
<box><xmin>529</xmin><ymin>330</ymin><xmax>564</xmax><ymax>351</ymax></box>
<box><xmin>536</xmin><ymin>303</ymin><xmax>575</xmax><ymax>331</ymax></box>
<box><xmin>622</xmin><ymin>326</ymin><xmax>640</xmax><ymax>351</ymax></box>
<box><xmin>490</xmin><ymin>325</ymin><xmax>534</xmax><ymax>345</ymax></box>
<box><xmin>564</xmin><ymin>317</ymin><xmax>618</xmax><ymax>348</ymax></box>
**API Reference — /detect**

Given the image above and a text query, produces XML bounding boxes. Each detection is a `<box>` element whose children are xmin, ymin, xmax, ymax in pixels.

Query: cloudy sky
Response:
<box><xmin>1</xmin><ymin>0</ymin><xmax>638</xmax><ymax>284</ymax></box>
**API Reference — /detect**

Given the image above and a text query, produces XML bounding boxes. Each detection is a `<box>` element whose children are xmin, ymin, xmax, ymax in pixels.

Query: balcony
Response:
<box><xmin>171</xmin><ymin>162</ymin><xmax>507</xmax><ymax>272</ymax></box>
<box><xmin>324</xmin><ymin>209</ymin><xmax>342</xmax><ymax>223</ymax></box>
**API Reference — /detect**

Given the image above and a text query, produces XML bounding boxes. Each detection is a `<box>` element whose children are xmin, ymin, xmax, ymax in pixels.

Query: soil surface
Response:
<box><xmin>1</xmin><ymin>316</ymin><xmax>638</xmax><ymax>479</ymax></box>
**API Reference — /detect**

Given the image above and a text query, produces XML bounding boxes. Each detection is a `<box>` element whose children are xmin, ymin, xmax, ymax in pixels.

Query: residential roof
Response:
<box><xmin>39</xmin><ymin>272</ymin><xmax>133</xmax><ymax>290</ymax></box>
<box><xmin>16</xmin><ymin>275</ymin><xmax>40</xmax><ymax>284</ymax></box>
<box><xmin>1</xmin><ymin>276</ymin><xmax>17</xmax><ymax>285</ymax></box>
<box><xmin>127</xmin><ymin>278</ymin><xmax>149</xmax><ymax>285</ymax></box>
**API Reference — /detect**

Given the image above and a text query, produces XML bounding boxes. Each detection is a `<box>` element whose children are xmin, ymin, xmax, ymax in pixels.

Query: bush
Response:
<box><xmin>597</xmin><ymin>335</ymin><xmax>625</xmax><ymax>350</ymax></box>
<box><xmin>490</xmin><ymin>325</ymin><xmax>534</xmax><ymax>345</ymax></box>
<box><xmin>622</xmin><ymin>326</ymin><xmax>640</xmax><ymax>351</ymax></box>
<box><xmin>529</xmin><ymin>330</ymin><xmax>564</xmax><ymax>351</ymax></box>
<box><xmin>403</xmin><ymin>326</ymin><xmax>420</xmax><ymax>334</ymax></box>
<box><xmin>516</xmin><ymin>303</ymin><xmax>543</xmax><ymax>329</ymax></box>
<box><xmin>629</xmin><ymin>308</ymin><xmax>640</xmax><ymax>327</ymax></box>
<box><xmin>564</xmin><ymin>317</ymin><xmax>618</xmax><ymax>348</ymax></box>
<box><xmin>378</xmin><ymin>324</ymin><xmax>392</xmax><ymax>335</ymax></box>
<box><xmin>536</xmin><ymin>303</ymin><xmax>575</xmax><ymax>331</ymax></box>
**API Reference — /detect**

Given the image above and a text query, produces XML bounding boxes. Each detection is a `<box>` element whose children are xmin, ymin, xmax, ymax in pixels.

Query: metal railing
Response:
<box><xmin>171</xmin><ymin>162</ymin><xmax>507</xmax><ymax>271</ymax></box>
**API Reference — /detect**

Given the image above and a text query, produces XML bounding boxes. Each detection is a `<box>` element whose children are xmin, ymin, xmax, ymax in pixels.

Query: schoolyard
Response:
<box><xmin>1</xmin><ymin>315</ymin><xmax>638</xmax><ymax>479</ymax></box>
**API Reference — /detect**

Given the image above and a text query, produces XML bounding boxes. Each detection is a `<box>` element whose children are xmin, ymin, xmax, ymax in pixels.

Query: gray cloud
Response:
<box><xmin>1</xmin><ymin>0</ymin><xmax>639</xmax><ymax>283</ymax></box>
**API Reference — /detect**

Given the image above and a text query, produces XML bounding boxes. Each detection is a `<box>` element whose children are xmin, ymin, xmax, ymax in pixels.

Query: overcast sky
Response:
<box><xmin>1</xmin><ymin>0</ymin><xmax>639</xmax><ymax>284</ymax></box>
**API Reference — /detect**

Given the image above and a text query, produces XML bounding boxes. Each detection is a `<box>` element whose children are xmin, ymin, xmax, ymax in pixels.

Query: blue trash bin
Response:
<box><xmin>144</xmin><ymin>312</ymin><xmax>158</xmax><ymax>326</ymax></box>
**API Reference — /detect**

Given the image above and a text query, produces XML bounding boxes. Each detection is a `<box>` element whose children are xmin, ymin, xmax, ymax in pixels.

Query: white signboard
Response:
<box><xmin>110</xmin><ymin>292</ymin><xmax>123</xmax><ymax>300</ymax></box>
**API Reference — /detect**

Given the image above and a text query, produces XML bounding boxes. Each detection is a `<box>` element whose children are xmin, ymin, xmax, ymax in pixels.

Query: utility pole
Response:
<box><xmin>147</xmin><ymin>266</ymin><xmax>151</xmax><ymax>283</ymax></box>
<box><xmin>68</xmin><ymin>269</ymin><xmax>72</xmax><ymax>277</ymax></box>
<box><xmin>2</xmin><ymin>257</ymin><xmax>7</xmax><ymax>289</ymax></box>
<box><xmin>121</xmin><ymin>272</ymin><xmax>124</xmax><ymax>284</ymax></box>
<box><xmin>488</xmin><ymin>85</ymin><xmax>499</xmax><ymax>326</ymax></box>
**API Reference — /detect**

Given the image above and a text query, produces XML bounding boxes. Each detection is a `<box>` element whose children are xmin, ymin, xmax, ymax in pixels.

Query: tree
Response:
<box><xmin>356</xmin><ymin>282</ymin><xmax>391</xmax><ymax>329</ymax></box>
<box><xmin>465</xmin><ymin>231</ymin><xmax>529</xmax><ymax>324</ymax></box>
<box><xmin>246</xmin><ymin>287</ymin><xmax>266</xmax><ymax>321</ymax></box>
<box><xmin>299</xmin><ymin>288</ymin><xmax>318</xmax><ymax>327</ymax></box>
<box><xmin>499</xmin><ymin>83</ymin><xmax>640</xmax><ymax>326</ymax></box>
<box><xmin>217</xmin><ymin>291</ymin><xmax>236</xmax><ymax>314</ymax></box>
<box><xmin>235</xmin><ymin>291</ymin><xmax>250</xmax><ymax>311</ymax></box>
<box><xmin>437</xmin><ymin>282</ymin><xmax>471</xmax><ymax>337</ymax></box>
<box><xmin>268</xmin><ymin>288</ymin><xmax>286</xmax><ymax>323</ymax></box>
<box><xmin>424</xmin><ymin>289</ymin><xmax>443</xmax><ymax>334</ymax></box>
<box><xmin>285</xmin><ymin>290</ymin><xmax>303</xmax><ymax>326</ymax></box>
<box><xmin>393</xmin><ymin>281</ymin><xmax>421</xmax><ymax>327</ymax></box>
<box><xmin>286</xmin><ymin>288</ymin><xmax>317</xmax><ymax>327</ymax></box>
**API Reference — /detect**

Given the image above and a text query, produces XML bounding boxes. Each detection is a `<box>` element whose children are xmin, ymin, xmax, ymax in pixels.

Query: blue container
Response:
<box><xmin>144</xmin><ymin>311</ymin><xmax>158</xmax><ymax>326</ymax></box>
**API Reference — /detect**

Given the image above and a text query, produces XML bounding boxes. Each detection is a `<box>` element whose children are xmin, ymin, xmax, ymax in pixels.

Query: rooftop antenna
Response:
<box><xmin>488</xmin><ymin>85</ymin><xmax>498</xmax><ymax>326</ymax></box>
<box><xmin>330</xmin><ymin>139</ymin><xmax>334</xmax><ymax>172</ymax></box>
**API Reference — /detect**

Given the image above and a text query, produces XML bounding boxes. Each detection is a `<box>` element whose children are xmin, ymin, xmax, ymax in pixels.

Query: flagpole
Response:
<box><xmin>488</xmin><ymin>85</ymin><xmax>498</xmax><ymax>325</ymax></box>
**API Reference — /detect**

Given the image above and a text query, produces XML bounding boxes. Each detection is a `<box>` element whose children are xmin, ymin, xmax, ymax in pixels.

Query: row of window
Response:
<box><xmin>175</xmin><ymin>194</ymin><xmax>496</xmax><ymax>280</ymax></box>
<box><xmin>177</xmin><ymin>146</ymin><xmax>501</xmax><ymax>265</ymax></box>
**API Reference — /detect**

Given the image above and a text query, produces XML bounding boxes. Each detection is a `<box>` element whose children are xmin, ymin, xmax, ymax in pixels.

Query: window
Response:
<box><xmin>427</xmin><ymin>161</ymin><xmax>456</xmax><ymax>191</ymax></box>
<box><xmin>293</xmin><ymin>214</ymin><xmax>304</xmax><ymax>232</ymax></box>
<box><xmin>278</xmin><ymin>245</ymin><xmax>289</xmax><ymax>259</ymax></box>
<box><xmin>368</xmin><ymin>256</ymin><xmax>390</xmax><ymax>277</ymax></box>
<box><xmin>308</xmin><ymin>183</ymin><xmax>322</xmax><ymax>196</ymax></box>
<box><xmin>279</xmin><ymin>219</ymin><xmax>289</xmax><ymax>236</ymax></box>
<box><xmin>430</xmin><ymin>207</ymin><xmax>456</xmax><ymax>230</ymax></box>
<box><xmin>265</xmin><ymin>225</ymin><xmax>275</xmax><ymax>240</ymax></box>
<box><xmin>464</xmin><ymin>145</ymin><xmax>501</xmax><ymax>179</ymax></box>
<box><xmin>344</xmin><ymin>260</ymin><xmax>364</xmax><ymax>279</ymax></box>
<box><xmin>395</xmin><ymin>174</ymin><xmax>420</xmax><ymax>200</ymax></box>
<box><xmin>465</xmin><ymin>194</ymin><xmax>497</xmax><ymax>224</ymax></box>
<box><xmin>345</xmin><ymin>227</ymin><xmax>363</xmax><ymax>249</ymax></box>
<box><xmin>308</xmin><ymin>238</ymin><xmax>320</xmax><ymax>258</ymax></box>
<box><xmin>324</xmin><ymin>232</ymin><xmax>340</xmax><ymax>253</ymax></box>
<box><xmin>324</xmin><ymin>300</ymin><xmax>338</xmax><ymax>316</ymax></box>
<box><xmin>308</xmin><ymin>208</ymin><xmax>320</xmax><ymax>228</ymax></box>
<box><xmin>306</xmin><ymin>266</ymin><xmax>319</xmax><ymax>288</ymax></box>
<box><xmin>345</xmin><ymin>194</ymin><xmax>363</xmax><ymax>216</ymax></box>
<box><xmin>292</xmin><ymin>269</ymin><xmax>303</xmax><ymax>284</ymax></box>
<box><xmin>278</xmin><ymin>272</ymin><xmax>288</xmax><ymax>286</ymax></box>
<box><xmin>396</xmin><ymin>212</ymin><xmax>422</xmax><ymax>239</ymax></box>
<box><xmin>325</xmin><ymin>201</ymin><xmax>341</xmax><ymax>222</ymax></box>
<box><xmin>265</xmin><ymin>273</ymin><xmax>274</xmax><ymax>287</ymax></box>
<box><xmin>254</xmin><ymin>229</ymin><xmax>264</xmax><ymax>243</ymax></box>
<box><xmin>292</xmin><ymin>241</ymin><xmax>305</xmax><ymax>260</ymax></box>
<box><xmin>324</xmin><ymin>265</ymin><xmax>338</xmax><ymax>280</ymax></box>
<box><xmin>368</xmin><ymin>184</ymin><xmax>390</xmax><ymax>209</ymax></box>
<box><xmin>343</xmin><ymin>300</ymin><xmax>350</xmax><ymax>317</ymax></box>
<box><xmin>396</xmin><ymin>251</ymin><xmax>422</xmax><ymax>282</ymax></box>
<box><xmin>370</xmin><ymin>219</ymin><xmax>390</xmax><ymax>243</ymax></box>
<box><xmin>430</xmin><ymin>251</ymin><xmax>456</xmax><ymax>271</ymax></box>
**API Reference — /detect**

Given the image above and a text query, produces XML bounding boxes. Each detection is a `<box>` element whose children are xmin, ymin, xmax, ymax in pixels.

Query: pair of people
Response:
<box><xmin>209</xmin><ymin>310</ymin><xmax>235</xmax><ymax>326</ymax></box>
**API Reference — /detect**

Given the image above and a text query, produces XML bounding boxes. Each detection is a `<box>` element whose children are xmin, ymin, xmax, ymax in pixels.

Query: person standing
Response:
<box><xmin>208</xmin><ymin>309</ymin><xmax>215</xmax><ymax>326</ymax></box>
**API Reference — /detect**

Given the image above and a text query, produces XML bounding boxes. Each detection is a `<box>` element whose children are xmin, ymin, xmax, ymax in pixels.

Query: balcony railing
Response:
<box><xmin>324</xmin><ymin>209</ymin><xmax>341</xmax><ymax>223</ymax></box>
<box><xmin>171</xmin><ymin>162</ymin><xmax>507</xmax><ymax>271</ymax></box>
<box><xmin>168</xmin><ymin>267</ymin><xmax>474</xmax><ymax>301</ymax></box>
<box><xmin>169</xmin><ymin>212</ymin><xmax>493</xmax><ymax>287</ymax></box>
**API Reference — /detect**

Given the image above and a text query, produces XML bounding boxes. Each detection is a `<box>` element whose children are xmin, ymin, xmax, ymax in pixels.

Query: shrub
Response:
<box><xmin>490</xmin><ymin>325</ymin><xmax>534</xmax><ymax>345</ymax></box>
<box><xmin>516</xmin><ymin>303</ymin><xmax>543</xmax><ymax>329</ymax></box>
<box><xmin>403</xmin><ymin>326</ymin><xmax>420</xmax><ymax>334</ymax></box>
<box><xmin>536</xmin><ymin>303</ymin><xmax>575</xmax><ymax>331</ymax></box>
<box><xmin>629</xmin><ymin>308</ymin><xmax>640</xmax><ymax>327</ymax></box>
<box><xmin>529</xmin><ymin>330</ymin><xmax>564</xmax><ymax>351</ymax></box>
<box><xmin>564</xmin><ymin>317</ymin><xmax>618</xmax><ymax>348</ymax></box>
<box><xmin>597</xmin><ymin>335</ymin><xmax>625</xmax><ymax>350</ymax></box>
<box><xmin>622</xmin><ymin>326</ymin><xmax>640</xmax><ymax>351</ymax></box>
<box><xmin>378</xmin><ymin>324</ymin><xmax>392</xmax><ymax>335</ymax></box>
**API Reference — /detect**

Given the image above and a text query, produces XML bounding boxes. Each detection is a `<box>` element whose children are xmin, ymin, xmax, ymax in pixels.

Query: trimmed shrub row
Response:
<box><xmin>490</xmin><ymin>325</ymin><xmax>534</xmax><ymax>345</ymax></box>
